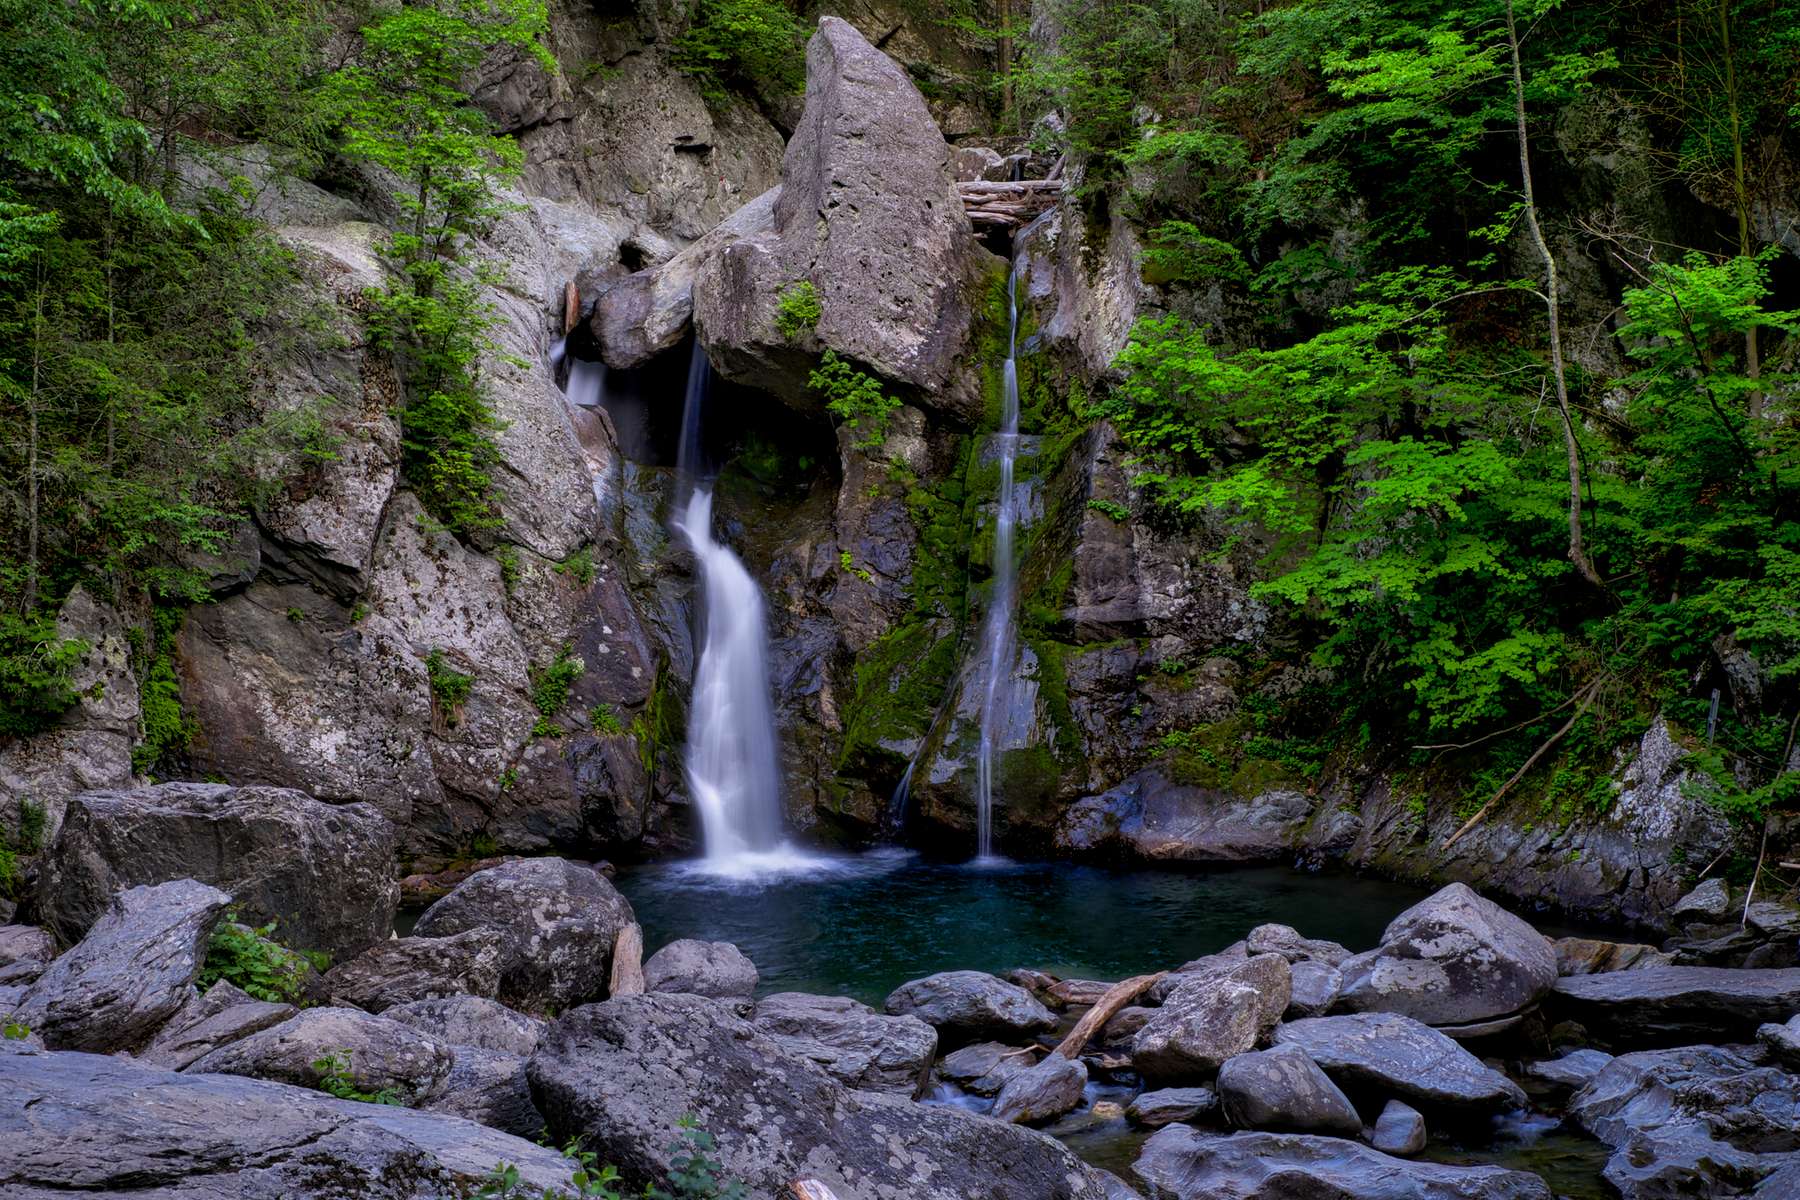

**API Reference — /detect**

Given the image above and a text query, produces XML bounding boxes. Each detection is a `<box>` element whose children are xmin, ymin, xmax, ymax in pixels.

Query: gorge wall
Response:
<box><xmin>2</xmin><ymin>0</ymin><xmax>1792</xmax><ymax>939</ymax></box>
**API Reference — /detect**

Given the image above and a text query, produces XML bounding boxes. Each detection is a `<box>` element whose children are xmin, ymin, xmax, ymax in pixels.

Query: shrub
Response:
<box><xmin>133</xmin><ymin>607</ymin><xmax>195</xmax><ymax>774</ymax></box>
<box><xmin>810</xmin><ymin>351</ymin><xmax>901</xmax><ymax>451</ymax></box>
<box><xmin>773</xmin><ymin>280</ymin><xmax>821</xmax><ymax>340</ymax></box>
<box><xmin>530</xmin><ymin>648</ymin><xmax>584</xmax><ymax>737</ymax></box>
<box><xmin>425</xmin><ymin>648</ymin><xmax>474</xmax><ymax>724</ymax></box>
<box><xmin>198</xmin><ymin>916</ymin><xmax>321</xmax><ymax>1004</ymax></box>
<box><xmin>0</xmin><ymin>612</ymin><xmax>86</xmax><ymax>737</ymax></box>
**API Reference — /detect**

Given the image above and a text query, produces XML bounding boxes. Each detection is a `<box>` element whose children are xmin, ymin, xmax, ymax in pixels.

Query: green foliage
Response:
<box><xmin>0</xmin><ymin>612</ymin><xmax>86</xmax><ymax>736</ymax></box>
<box><xmin>838</xmin><ymin>550</ymin><xmax>873</xmax><ymax>584</ymax></box>
<box><xmin>473</xmin><ymin>1140</ymin><xmax>624</xmax><ymax>1199</ymax></box>
<box><xmin>495</xmin><ymin>545</ymin><xmax>521</xmax><ymax>595</ymax></box>
<box><xmin>198</xmin><ymin>916</ymin><xmax>320</xmax><ymax>1004</ymax></box>
<box><xmin>530</xmin><ymin>647</ymin><xmax>584</xmax><ymax>737</ymax></box>
<box><xmin>589</xmin><ymin>703</ymin><xmax>623</xmax><ymax>735</ymax></box>
<box><xmin>426</xmin><ymin>648</ymin><xmax>474</xmax><ymax>724</ymax></box>
<box><xmin>311</xmin><ymin>1049</ymin><xmax>404</xmax><ymax>1105</ymax></box>
<box><xmin>810</xmin><ymin>351</ymin><xmax>901</xmax><ymax>452</ymax></box>
<box><xmin>555</xmin><ymin>547</ymin><xmax>595</xmax><ymax>588</ymax></box>
<box><xmin>134</xmin><ymin>606</ymin><xmax>194</xmax><ymax>774</ymax></box>
<box><xmin>646</xmin><ymin>1118</ymin><xmax>749</xmax><ymax>1200</ymax></box>
<box><xmin>1086</xmin><ymin>498</ymin><xmax>1129</xmax><ymax>522</ymax></box>
<box><xmin>672</xmin><ymin>0</ymin><xmax>805</xmax><ymax>107</ymax></box>
<box><xmin>773</xmin><ymin>280</ymin><xmax>821</xmax><ymax>340</ymax></box>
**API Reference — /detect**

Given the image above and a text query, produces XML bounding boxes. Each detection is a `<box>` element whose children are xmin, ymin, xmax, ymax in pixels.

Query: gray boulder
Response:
<box><xmin>1132</xmin><ymin>1126</ymin><xmax>1553</xmax><ymax>1199</ymax></box>
<box><xmin>528</xmin><ymin>991</ymin><xmax>1111</xmax><ymax>1199</ymax></box>
<box><xmin>1127</xmin><ymin>1087</ymin><xmax>1218</xmax><ymax>1129</ymax></box>
<box><xmin>1371</xmin><ymin>1100</ymin><xmax>1428</xmax><ymax>1156</ymax></box>
<box><xmin>1132</xmin><ymin>956</ymin><xmax>1291</xmax><ymax>1083</ymax></box>
<box><xmin>1552</xmin><ymin>937</ymin><xmax>1674</xmax><ymax>976</ymax></box>
<box><xmin>419</xmin><ymin>1045</ymin><xmax>543</xmax><ymax>1139</ymax></box>
<box><xmin>1246</xmin><ymin>924</ymin><xmax>1352</xmax><ymax>967</ymax></box>
<box><xmin>1570</xmin><ymin>1043</ymin><xmax>1800</xmax><ymax>1198</ymax></box>
<box><xmin>1057</xmin><ymin>775</ymin><xmax>1314</xmax><ymax>864</ymax></box>
<box><xmin>0</xmin><ymin>927</ymin><xmax>53</xmax><ymax>970</ymax></box>
<box><xmin>412</xmin><ymin>857</ymin><xmax>635</xmax><ymax>1012</ymax></box>
<box><xmin>691</xmin><ymin>17</ymin><xmax>990</xmax><ymax>419</ymax></box>
<box><xmin>938</xmin><ymin>1039</ymin><xmax>1033</xmax><ymax>1095</ymax></box>
<box><xmin>1549</xmin><ymin>965</ymin><xmax>1800</xmax><ymax>1046</ymax></box>
<box><xmin>1523</xmin><ymin>1048</ymin><xmax>1614</xmax><ymax>1096</ymax></box>
<box><xmin>188</xmin><ymin>1005</ymin><xmax>452</xmax><ymax>1105</ymax></box>
<box><xmin>1273</xmin><ymin>1014</ymin><xmax>1526</xmax><ymax>1115</ymax></box>
<box><xmin>991</xmin><ymin>1053</ymin><xmax>1088</xmax><ymax>1125</ymax></box>
<box><xmin>752</xmin><ymin>991</ymin><xmax>936</xmax><ymax>1097</ymax></box>
<box><xmin>1215</xmin><ymin>1044</ymin><xmax>1361</xmax><ymax>1137</ymax></box>
<box><xmin>642</xmin><ymin>938</ymin><xmax>758</xmax><ymax>1000</ymax></box>
<box><xmin>884</xmin><ymin>970</ymin><xmax>1056</xmax><ymax>1044</ymax></box>
<box><xmin>1285</xmin><ymin>960</ymin><xmax>1342</xmax><ymax>1019</ymax></box>
<box><xmin>323</xmin><ymin>929</ymin><xmax>505</xmax><ymax>1013</ymax></box>
<box><xmin>1337</xmin><ymin>883</ymin><xmax>1556</xmax><ymax>1026</ymax></box>
<box><xmin>1669</xmin><ymin>878</ymin><xmax>1732</xmax><ymax>923</ymax></box>
<box><xmin>1759</xmin><ymin>1014</ymin><xmax>1800</xmax><ymax>1071</ymax></box>
<box><xmin>141</xmin><ymin>980</ymin><xmax>297</xmax><ymax>1070</ymax></box>
<box><xmin>0</xmin><ymin>1045</ymin><xmax>575</xmax><ymax>1198</ymax></box>
<box><xmin>39</xmin><ymin>782</ymin><xmax>397</xmax><ymax>960</ymax></box>
<box><xmin>383</xmin><ymin>994</ymin><xmax>546</xmax><ymax>1055</ymax></box>
<box><xmin>18</xmin><ymin>879</ymin><xmax>229</xmax><ymax>1052</ymax></box>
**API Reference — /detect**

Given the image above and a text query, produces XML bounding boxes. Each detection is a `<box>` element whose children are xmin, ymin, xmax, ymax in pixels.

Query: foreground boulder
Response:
<box><xmin>642</xmin><ymin>938</ymin><xmax>758</xmax><ymax>1000</ymax></box>
<box><xmin>884</xmin><ymin>970</ymin><xmax>1056</xmax><ymax>1044</ymax></box>
<box><xmin>1549</xmin><ymin>965</ymin><xmax>1800</xmax><ymax>1046</ymax></box>
<box><xmin>1132</xmin><ymin>1127</ymin><xmax>1553</xmax><ymax>1200</ymax></box>
<box><xmin>1569</xmin><ymin>1043</ymin><xmax>1800</xmax><ymax>1198</ymax></box>
<box><xmin>1214</xmin><ymin>1044</ymin><xmax>1361</xmax><ymax>1137</ymax></box>
<box><xmin>1131</xmin><ymin>956</ymin><xmax>1290</xmax><ymax>1083</ymax></box>
<box><xmin>141</xmin><ymin>980</ymin><xmax>296</xmax><ymax>1070</ymax></box>
<box><xmin>39</xmin><ymin>782</ymin><xmax>397</xmax><ymax>960</ymax></box>
<box><xmin>412</xmin><ymin>857</ymin><xmax>635</xmax><ymax>1012</ymax></box>
<box><xmin>322</xmin><ymin>929</ymin><xmax>505</xmax><ymax>1013</ymax></box>
<box><xmin>753</xmin><ymin>991</ymin><xmax>936</xmax><ymax>1097</ymax></box>
<box><xmin>990</xmin><ymin>1053</ymin><xmax>1088</xmax><ymax>1125</ymax></box>
<box><xmin>1273</xmin><ymin>1013</ymin><xmax>1526</xmax><ymax>1116</ymax></box>
<box><xmin>691</xmin><ymin>17</ymin><xmax>988</xmax><ymax>418</ymax></box>
<box><xmin>0</xmin><ymin>1046</ymin><xmax>574</xmax><ymax>1197</ymax></box>
<box><xmin>18</xmin><ymin>879</ymin><xmax>228</xmax><ymax>1052</ymax></box>
<box><xmin>528</xmin><ymin>992</ymin><xmax>1111</xmax><ymax>1199</ymax></box>
<box><xmin>1337</xmin><ymin>883</ymin><xmax>1556</xmax><ymax>1027</ymax></box>
<box><xmin>420</xmin><ymin>1045</ymin><xmax>543</xmax><ymax>1139</ymax></box>
<box><xmin>189</xmin><ymin>1005</ymin><xmax>452</xmax><ymax>1104</ymax></box>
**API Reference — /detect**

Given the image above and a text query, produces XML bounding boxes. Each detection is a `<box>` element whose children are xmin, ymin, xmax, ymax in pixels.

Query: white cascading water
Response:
<box><xmin>971</xmin><ymin>257</ymin><xmax>1026</xmax><ymax>860</ymax></box>
<box><xmin>673</xmin><ymin>345</ymin><xmax>811</xmax><ymax>875</ymax></box>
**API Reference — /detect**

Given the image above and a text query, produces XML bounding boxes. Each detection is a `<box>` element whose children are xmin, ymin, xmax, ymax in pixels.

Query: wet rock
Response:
<box><xmin>1104</xmin><ymin>1006</ymin><xmax>1155</xmax><ymax>1045</ymax></box>
<box><xmin>412</xmin><ymin>857</ymin><xmax>636</xmax><ymax>1013</ymax></box>
<box><xmin>1524</xmin><ymin>1048</ymin><xmax>1614</xmax><ymax>1097</ymax></box>
<box><xmin>1371</xmin><ymin>1099</ymin><xmax>1429</xmax><ymax>1156</ymax></box>
<box><xmin>420</xmin><ymin>1045</ymin><xmax>543</xmax><ymax>1139</ymax></box>
<box><xmin>1246</xmin><ymin>924</ymin><xmax>1353</xmax><ymax>967</ymax></box>
<box><xmin>0</xmin><ymin>1044</ymin><xmax>575</xmax><ymax>1197</ymax></box>
<box><xmin>1549</xmin><ymin>965</ymin><xmax>1800</xmax><ymax>1046</ymax></box>
<box><xmin>323</xmin><ymin>929</ymin><xmax>506</xmax><ymax>1013</ymax></box>
<box><xmin>1057</xmin><ymin>772</ymin><xmax>1313</xmax><ymax>862</ymax></box>
<box><xmin>1216</xmin><ymin>1044</ymin><xmax>1362</xmax><ymax>1137</ymax></box>
<box><xmin>1569</xmin><ymin>1043</ymin><xmax>1800</xmax><ymax>1198</ymax></box>
<box><xmin>1132</xmin><ymin>956</ymin><xmax>1292</xmax><ymax>1083</ymax></box>
<box><xmin>189</xmin><ymin>1005</ymin><xmax>452</xmax><ymax>1104</ymax></box>
<box><xmin>938</xmin><ymin>1039</ymin><xmax>1033</xmax><ymax>1095</ymax></box>
<box><xmin>1286</xmin><ymin>960</ymin><xmax>1343</xmax><ymax>1019</ymax></box>
<box><xmin>39</xmin><ymin>783</ymin><xmax>399</xmax><ymax>962</ymax></box>
<box><xmin>141</xmin><ymin>981</ymin><xmax>297</xmax><ymax>1070</ymax></box>
<box><xmin>528</xmin><ymin>992</ymin><xmax>1112</xmax><ymax>1199</ymax></box>
<box><xmin>1337</xmin><ymin>883</ymin><xmax>1557</xmax><ymax>1027</ymax></box>
<box><xmin>1670</xmin><ymin>878</ymin><xmax>1733</xmax><ymax>924</ymax></box>
<box><xmin>1273</xmin><ymin>1013</ymin><xmax>1527</xmax><ymax>1116</ymax></box>
<box><xmin>884</xmin><ymin>970</ymin><xmax>1056</xmax><ymax>1044</ymax></box>
<box><xmin>18</xmin><ymin>879</ymin><xmax>229</xmax><ymax>1053</ymax></box>
<box><xmin>692</xmin><ymin>18</ymin><xmax>990</xmax><ymax>419</ymax></box>
<box><xmin>1757</xmin><ymin>1014</ymin><xmax>1800</xmax><ymax>1071</ymax></box>
<box><xmin>752</xmin><ymin>991</ymin><xmax>937</xmax><ymax>1097</ymax></box>
<box><xmin>1127</xmin><ymin>1087</ymin><xmax>1219</xmax><ymax>1129</ymax></box>
<box><xmin>991</xmin><ymin>1052</ymin><xmax>1089</xmax><ymax>1125</ymax></box>
<box><xmin>642</xmin><ymin>938</ymin><xmax>758</xmax><ymax>1000</ymax></box>
<box><xmin>1132</xmin><ymin>1126</ymin><xmax>1554</xmax><ymax>1200</ymax></box>
<box><xmin>1553</xmin><ymin>937</ymin><xmax>1674</xmax><ymax>976</ymax></box>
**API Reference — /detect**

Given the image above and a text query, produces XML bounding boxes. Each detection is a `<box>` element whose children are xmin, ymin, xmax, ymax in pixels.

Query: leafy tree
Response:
<box><xmin>673</xmin><ymin>0</ymin><xmax>805</xmax><ymax>108</ymax></box>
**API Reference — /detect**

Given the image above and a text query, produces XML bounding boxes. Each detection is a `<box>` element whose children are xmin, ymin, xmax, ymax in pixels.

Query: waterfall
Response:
<box><xmin>673</xmin><ymin>345</ymin><xmax>809</xmax><ymax>875</ymax></box>
<box><xmin>971</xmin><ymin>257</ymin><xmax>1027</xmax><ymax>860</ymax></box>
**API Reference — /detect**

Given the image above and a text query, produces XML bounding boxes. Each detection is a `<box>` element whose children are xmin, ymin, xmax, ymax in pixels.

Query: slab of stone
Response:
<box><xmin>1273</xmin><ymin>1013</ymin><xmax>1526</xmax><ymax>1115</ymax></box>
<box><xmin>1550</xmin><ymin>966</ymin><xmax>1800</xmax><ymax>1046</ymax></box>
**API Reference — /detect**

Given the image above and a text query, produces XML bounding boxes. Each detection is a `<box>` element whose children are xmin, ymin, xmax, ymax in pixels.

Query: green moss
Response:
<box><xmin>133</xmin><ymin>607</ymin><xmax>195</xmax><ymax>774</ymax></box>
<box><xmin>529</xmin><ymin>647</ymin><xmax>584</xmax><ymax>738</ymax></box>
<box><xmin>836</xmin><ymin>621</ymin><xmax>960</xmax><ymax>777</ymax></box>
<box><xmin>425</xmin><ymin>648</ymin><xmax>473</xmax><ymax>724</ymax></box>
<box><xmin>774</xmin><ymin>279</ymin><xmax>821</xmax><ymax>340</ymax></box>
<box><xmin>629</xmin><ymin>660</ymin><xmax>684</xmax><ymax>777</ymax></box>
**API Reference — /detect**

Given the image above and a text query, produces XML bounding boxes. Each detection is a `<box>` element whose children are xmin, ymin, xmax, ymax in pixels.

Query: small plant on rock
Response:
<box><xmin>312</xmin><ymin>1048</ymin><xmax>404</xmax><ymax>1105</ymax></box>
<box><xmin>554</xmin><ymin>546</ymin><xmax>595</xmax><ymax>588</ymax></box>
<box><xmin>773</xmin><ymin>280</ymin><xmax>821</xmax><ymax>340</ymax></box>
<box><xmin>198</xmin><ymin>915</ymin><xmax>321</xmax><ymax>1004</ymax></box>
<box><xmin>530</xmin><ymin>647</ymin><xmax>584</xmax><ymax>737</ymax></box>
<box><xmin>589</xmin><ymin>703</ymin><xmax>623</xmax><ymax>735</ymax></box>
<box><xmin>426</xmin><ymin>648</ymin><xmax>474</xmax><ymax>725</ymax></box>
<box><xmin>648</xmin><ymin>1118</ymin><xmax>749</xmax><ymax>1200</ymax></box>
<box><xmin>810</xmin><ymin>351</ymin><xmax>899</xmax><ymax>452</ymax></box>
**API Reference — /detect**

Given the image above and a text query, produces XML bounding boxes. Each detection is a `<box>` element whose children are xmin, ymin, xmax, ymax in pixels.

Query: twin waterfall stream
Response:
<box><xmin>559</xmin><ymin>249</ymin><xmax>1033</xmax><ymax>870</ymax></box>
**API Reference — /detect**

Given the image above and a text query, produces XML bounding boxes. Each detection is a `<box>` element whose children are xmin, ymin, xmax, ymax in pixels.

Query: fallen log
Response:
<box><xmin>969</xmin><ymin>212</ymin><xmax>1023</xmax><ymax>227</ymax></box>
<box><xmin>1052</xmin><ymin>971</ymin><xmax>1165</xmax><ymax>1060</ymax></box>
<box><xmin>955</xmin><ymin>179</ymin><xmax>1065</xmax><ymax>193</ymax></box>
<box><xmin>790</xmin><ymin>1181</ymin><xmax>841</xmax><ymax>1200</ymax></box>
<box><xmin>608</xmin><ymin>922</ymin><xmax>645</xmax><ymax>996</ymax></box>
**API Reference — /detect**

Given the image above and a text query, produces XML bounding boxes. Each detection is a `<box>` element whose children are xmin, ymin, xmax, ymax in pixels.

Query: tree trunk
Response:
<box><xmin>25</xmin><ymin>284</ymin><xmax>45</xmax><ymax>613</ymax></box>
<box><xmin>1506</xmin><ymin>0</ymin><xmax>1605</xmax><ymax>591</ymax></box>
<box><xmin>998</xmin><ymin>0</ymin><xmax>1014</xmax><ymax>131</ymax></box>
<box><xmin>1717</xmin><ymin>0</ymin><xmax>1761</xmax><ymax>420</ymax></box>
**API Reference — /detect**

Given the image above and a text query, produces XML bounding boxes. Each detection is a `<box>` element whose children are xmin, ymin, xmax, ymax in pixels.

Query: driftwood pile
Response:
<box><xmin>959</xmin><ymin>179</ymin><xmax>1063</xmax><ymax>229</ymax></box>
